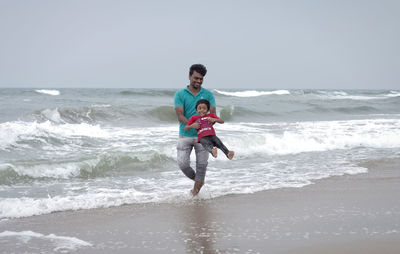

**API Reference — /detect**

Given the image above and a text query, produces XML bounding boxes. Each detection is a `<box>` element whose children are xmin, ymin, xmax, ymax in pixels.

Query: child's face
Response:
<box><xmin>196</xmin><ymin>103</ymin><xmax>209</xmax><ymax>117</ymax></box>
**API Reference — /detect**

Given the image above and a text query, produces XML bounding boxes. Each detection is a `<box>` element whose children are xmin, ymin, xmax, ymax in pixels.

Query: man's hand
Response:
<box><xmin>185</xmin><ymin>121</ymin><xmax>201</xmax><ymax>131</ymax></box>
<box><xmin>191</xmin><ymin>122</ymin><xmax>201</xmax><ymax>129</ymax></box>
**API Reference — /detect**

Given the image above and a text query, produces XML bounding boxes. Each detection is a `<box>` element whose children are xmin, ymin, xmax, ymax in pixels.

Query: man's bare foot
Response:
<box><xmin>227</xmin><ymin>151</ymin><xmax>234</xmax><ymax>160</ymax></box>
<box><xmin>211</xmin><ymin>147</ymin><xmax>218</xmax><ymax>158</ymax></box>
<box><xmin>191</xmin><ymin>181</ymin><xmax>204</xmax><ymax>196</ymax></box>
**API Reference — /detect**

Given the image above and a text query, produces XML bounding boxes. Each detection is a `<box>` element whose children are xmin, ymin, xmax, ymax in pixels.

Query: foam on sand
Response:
<box><xmin>0</xmin><ymin>230</ymin><xmax>92</xmax><ymax>251</ymax></box>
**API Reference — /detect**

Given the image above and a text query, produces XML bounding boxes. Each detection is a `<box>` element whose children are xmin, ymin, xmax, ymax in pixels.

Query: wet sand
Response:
<box><xmin>1</xmin><ymin>157</ymin><xmax>400</xmax><ymax>253</ymax></box>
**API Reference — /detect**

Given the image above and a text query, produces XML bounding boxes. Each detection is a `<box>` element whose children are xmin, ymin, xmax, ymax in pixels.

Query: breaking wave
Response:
<box><xmin>0</xmin><ymin>152</ymin><xmax>175</xmax><ymax>185</ymax></box>
<box><xmin>215</xmin><ymin>89</ymin><xmax>290</xmax><ymax>97</ymax></box>
<box><xmin>35</xmin><ymin>89</ymin><xmax>60</xmax><ymax>96</ymax></box>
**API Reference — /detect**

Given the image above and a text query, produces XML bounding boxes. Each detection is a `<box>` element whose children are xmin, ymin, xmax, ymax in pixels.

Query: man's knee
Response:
<box><xmin>196</xmin><ymin>161</ymin><xmax>208</xmax><ymax>169</ymax></box>
<box><xmin>182</xmin><ymin>167</ymin><xmax>196</xmax><ymax>180</ymax></box>
<box><xmin>177</xmin><ymin>158</ymin><xmax>190</xmax><ymax>170</ymax></box>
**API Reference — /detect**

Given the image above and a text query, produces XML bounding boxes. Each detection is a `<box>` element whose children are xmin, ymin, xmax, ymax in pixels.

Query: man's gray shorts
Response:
<box><xmin>177</xmin><ymin>136</ymin><xmax>209</xmax><ymax>182</ymax></box>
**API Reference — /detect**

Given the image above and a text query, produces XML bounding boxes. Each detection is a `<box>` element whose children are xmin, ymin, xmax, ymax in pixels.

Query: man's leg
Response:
<box><xmin>192</xmin><ymin>141</ymin><xmax>209</xmax><ymax>195</ymax></box>
<box><xmin>177</xmin><ymin>137</ymin><xmax>196</xmax><ymax>180</ymax></box>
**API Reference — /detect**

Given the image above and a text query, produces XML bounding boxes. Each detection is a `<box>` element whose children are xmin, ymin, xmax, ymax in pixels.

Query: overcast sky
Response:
<box><xmin>0</xmin><ymin>0</ymin><xmax>399</xmax><ymax>89</ymax></box>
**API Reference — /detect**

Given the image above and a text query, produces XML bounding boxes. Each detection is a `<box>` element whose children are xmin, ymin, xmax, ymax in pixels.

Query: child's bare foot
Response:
<box><xmin>227</xmin><ymin>151</ymin><xmax>234</xmax><ymax>160</ymax></box>
<box><xmin>211</xmin><ymin>147</ymin><xmax>218</xmax><ymax>158</ymax></box>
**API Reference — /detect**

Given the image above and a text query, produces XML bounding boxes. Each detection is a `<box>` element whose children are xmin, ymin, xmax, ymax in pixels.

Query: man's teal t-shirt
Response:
<box><xmin>174</xmin><ymin>86</ymin><xmax>216</xmax><ymax>137</ymax></box>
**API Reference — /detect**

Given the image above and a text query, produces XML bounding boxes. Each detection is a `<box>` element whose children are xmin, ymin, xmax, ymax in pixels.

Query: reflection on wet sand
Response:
<box><xmin>180</xmin><ymin>200</ymin><xmax>217</xmax><ymax>254</ymax></box>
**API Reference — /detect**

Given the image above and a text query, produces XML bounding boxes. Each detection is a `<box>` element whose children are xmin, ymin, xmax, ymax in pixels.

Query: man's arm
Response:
<box><xmin>210</xmin><ymin>106</ymin><xmax>216</xmax><ymax>114</ymax></box>
<box><xmin>175</xmin><ymin>106</ymin><xmax>188</xmax><ymax>125</ymax></box>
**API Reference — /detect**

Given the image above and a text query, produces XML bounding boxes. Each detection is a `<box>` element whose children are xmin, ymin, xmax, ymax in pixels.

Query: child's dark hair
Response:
<box><xmin>196</xmin><ymin>99</ymin><xmax>210</xmax><ymax>110</ymax></box>
<box><xmin>189</xmin><ymin>64</ymin><xmax>207</xmax><ymax>76</ymax></box>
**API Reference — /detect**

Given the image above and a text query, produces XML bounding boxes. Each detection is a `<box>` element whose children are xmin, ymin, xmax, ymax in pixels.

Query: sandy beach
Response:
<box><xmin>1</xmin><ymin>157</ymin><xmax>399</xmax><ymax>253</ymax></box>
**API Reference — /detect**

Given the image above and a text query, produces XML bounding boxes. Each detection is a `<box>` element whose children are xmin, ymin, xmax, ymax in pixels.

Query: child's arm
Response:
<box><xmin>208</xmin><ymin>117</ymin><xmax>224</xmax><ymax>124</ymax></box>
<box><xmin>208</xmin><ymin>114</ymin><xmax>224</xmax><ymax>124</ymax></box>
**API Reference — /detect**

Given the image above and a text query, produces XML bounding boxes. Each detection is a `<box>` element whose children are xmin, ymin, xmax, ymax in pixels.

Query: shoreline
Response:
<box><xmin>1</xmin><ymin>157</ymin><xmax>400</xmax><ymax>253</ymax></box>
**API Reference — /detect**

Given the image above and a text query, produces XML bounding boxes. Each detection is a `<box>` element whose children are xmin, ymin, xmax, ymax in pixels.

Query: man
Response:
<box><xmin>174</xmin><ymin>64</ymin><xmax>216</xmax><ymax>196</ymax></box>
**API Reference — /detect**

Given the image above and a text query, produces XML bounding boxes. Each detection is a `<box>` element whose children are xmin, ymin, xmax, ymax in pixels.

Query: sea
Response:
<box><xmin>0</xmin><ymin>88</ymin><xmax>400</xmax><ymax>219</ymax></box>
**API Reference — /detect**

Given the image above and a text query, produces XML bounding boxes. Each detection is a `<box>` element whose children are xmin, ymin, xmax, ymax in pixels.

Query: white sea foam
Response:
<box><xmin>0</xmin><ymin>182</ymin><xmax>189</xmax><ymax>218</ymax></box>
<box><xmin>35</xmin><ymin>89</ymin><xmax>60</xmax><ymax>96</ymax></box>
<box><xmin>1</xmin><ymin>117</ymin><xmax>398</xmax><ymax>219</ymax></box>
<box><xmin>0</xmin><ymin>120</ymin><xmax>177</xmax><ymax>151</ymax></box>
<box><xmin>386</xmin><ymin>91</ymin><xmax>400</xmax><ymax>97</ymax></box>
<box><xmin>1</xmin><ymin>118</ymin><xmax>399</xmax><ymax>157</ymax></box>
<box><xmin>40</xmin><ymin>108</ymin><xmax>64</xmax><ymax>123</ymax></box>
<box><xmin>218</xmin><ymin>118</ymin><xmax>400</xmax><ymax>156</ymax></box>
<box><xmin>92</xmin><ymin>104</ymin><xmax>112</xmax><ymax>107</ymax></box>
<box><xmin>332</xmin><ymin>91</ymin><xmax>348</xmax><ymax>96</ymax></box>
<box><xmin>0</xmin><ymin>161</ymin><xmax>369</xmax><ymax>219</ymax></box>
<box><xmin>4</xmin><ymin>162</ymin><xmax>84</xmax><ymax>179</ymax></box>
<box><xmin>0</xmin><ymin>230</ymin><xmax>92</xmax><ymax>251</ymax></box>
<box><xmin>214</xmin><ymin>89</ymin><xmax>290</xmax><ymax>97</ymax></box>
<box><xmin>322</xmin><ymin>93</ymin><xmax>380</xmax><ymax>100</ymax></box>
<box><xmin>317</xmin><ymin>90</ymin><xmax>398</xmax><ymax>100</ymax></box>
<box><xmin>0</xmin><ymin>121</ymin><xmax>112</xmax><ymax>150</ymax></box>
<box><xmin>1</xmin><ymin>117</ymin><xmax>396</xmax><ymax>183</ymax></box>
<box><xmin>335</xmin><ymin>95</ymin><xmax>382</xmax><ymax>100</ymax></box>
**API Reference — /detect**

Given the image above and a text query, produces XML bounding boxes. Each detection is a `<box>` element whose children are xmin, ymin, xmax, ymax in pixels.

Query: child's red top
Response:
<box><xmin>187</xmin><ymin>113</ymin><xmax>219</xmax><ymax>142</ymax></box>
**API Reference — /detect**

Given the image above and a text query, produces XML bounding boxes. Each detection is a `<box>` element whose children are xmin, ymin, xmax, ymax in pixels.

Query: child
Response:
<box><xmin>185</xmin><ymin>99</ymin><xmax>234</xmax><ymax>160</ymax></box>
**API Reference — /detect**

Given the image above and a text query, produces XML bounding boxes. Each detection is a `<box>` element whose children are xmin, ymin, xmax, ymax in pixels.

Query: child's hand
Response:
<box><xmin>207</xmin><ymin>118</ymin><xmax>216</xmax><ymax>124</ymax></box>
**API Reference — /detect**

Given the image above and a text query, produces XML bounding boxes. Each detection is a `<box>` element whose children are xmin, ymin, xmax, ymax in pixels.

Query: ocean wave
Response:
<box><xmin>0</xmin><ymin>152</ymin><xmax>174</xmax><ymax>184</ymax></box>
<box><xmin>35</xmin><ymin>89</ymin><xmax>60</xmax><ymax>96</ymax></box>
<box><xmin>0</xmin><ymin>120</ymin><xmax>114</xmax><ymax>151</ymax></box>
<box><xmin>0</xmin><ymin>164</ymin><xmax>26</xmax><ymax>185</ymax></box>
<box><xmin>79</xmin><ymin>153</ymin><xmax>174</xmax><ymax>179</ymax></box>
<box><xmin>31</xmin><ymin>105</ymin><xmax>137</xmax><ymax>124</ymax></box>
<box><xmin>218</xmin><ymin>118</ymin><xmax>400</xmax><ymax>157</ymax></box>
<box><xmin>120</xmin><ymin>89</ymin><xmax>176</xmax><ymax>97</ymax></box>
<box><xmin>218</xmin><ymin>105</ymin><xmax>276</xmax><ymax>121</ymax></box>
<box><xmin>315</xmin><ymin>90</ymin><xmax>399</xmax><ymax>100</ymax></box>
<box><xmin>308</xmin><ymin>105</ymin><xmax>379</xmax><ymax>115</ymax></box>
<box><xmin>147</xmin><ymin>106</ymin><xmax>176</xmax><ymax>122</ymax></box>
<box><xmin>0</xmin><ymin>120</ymin><xmax>178</xmax><ymax>152</ymax></box>
<box><xmin>0</xmin><ymin>190</ymin><xmax>167</xmax><ymax>219</ymax></box>
<box><xmin>0</xmin><ymin>173</ymin><xmax>199</xmax><ymax>218</ymax></box>
<box><xmin>0</xmin><ymin>162</ymin><xmax>369</xmax><ymax>219</ymax></box>
<box><xmin>30</xmin><ymin>105</ymin><xmax>177</xmax><ymax>124</ymax></box>
<box><xmin>386</xmin><ymin>91</ymin><xmax>400</xmax><ymax>97</ymax></box>
<box><xmin>0</xmin><ymin>161</ymin><xmax>83</xmax><ymax>184</ymax></box>
<box><xmin>214</xmin><ymin>89</ymin><xmax>290</xmax><ymax>97</ymax></box>
<box><xmin>2</xmin><ymin>117</ymin><xmax>399</xmax><ymax>159</ymax></box>
<box><xmin>332</xmin><ymin>95</ymin><xmax>382</xmax><ymax>100</ymax></box>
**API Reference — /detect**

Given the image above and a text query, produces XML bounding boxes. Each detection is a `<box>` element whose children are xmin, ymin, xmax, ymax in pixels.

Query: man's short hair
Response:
<box><xmin>189</xmin><ymin>64</ymin><xmax>207</xmax><ymax>76</ymax></box>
